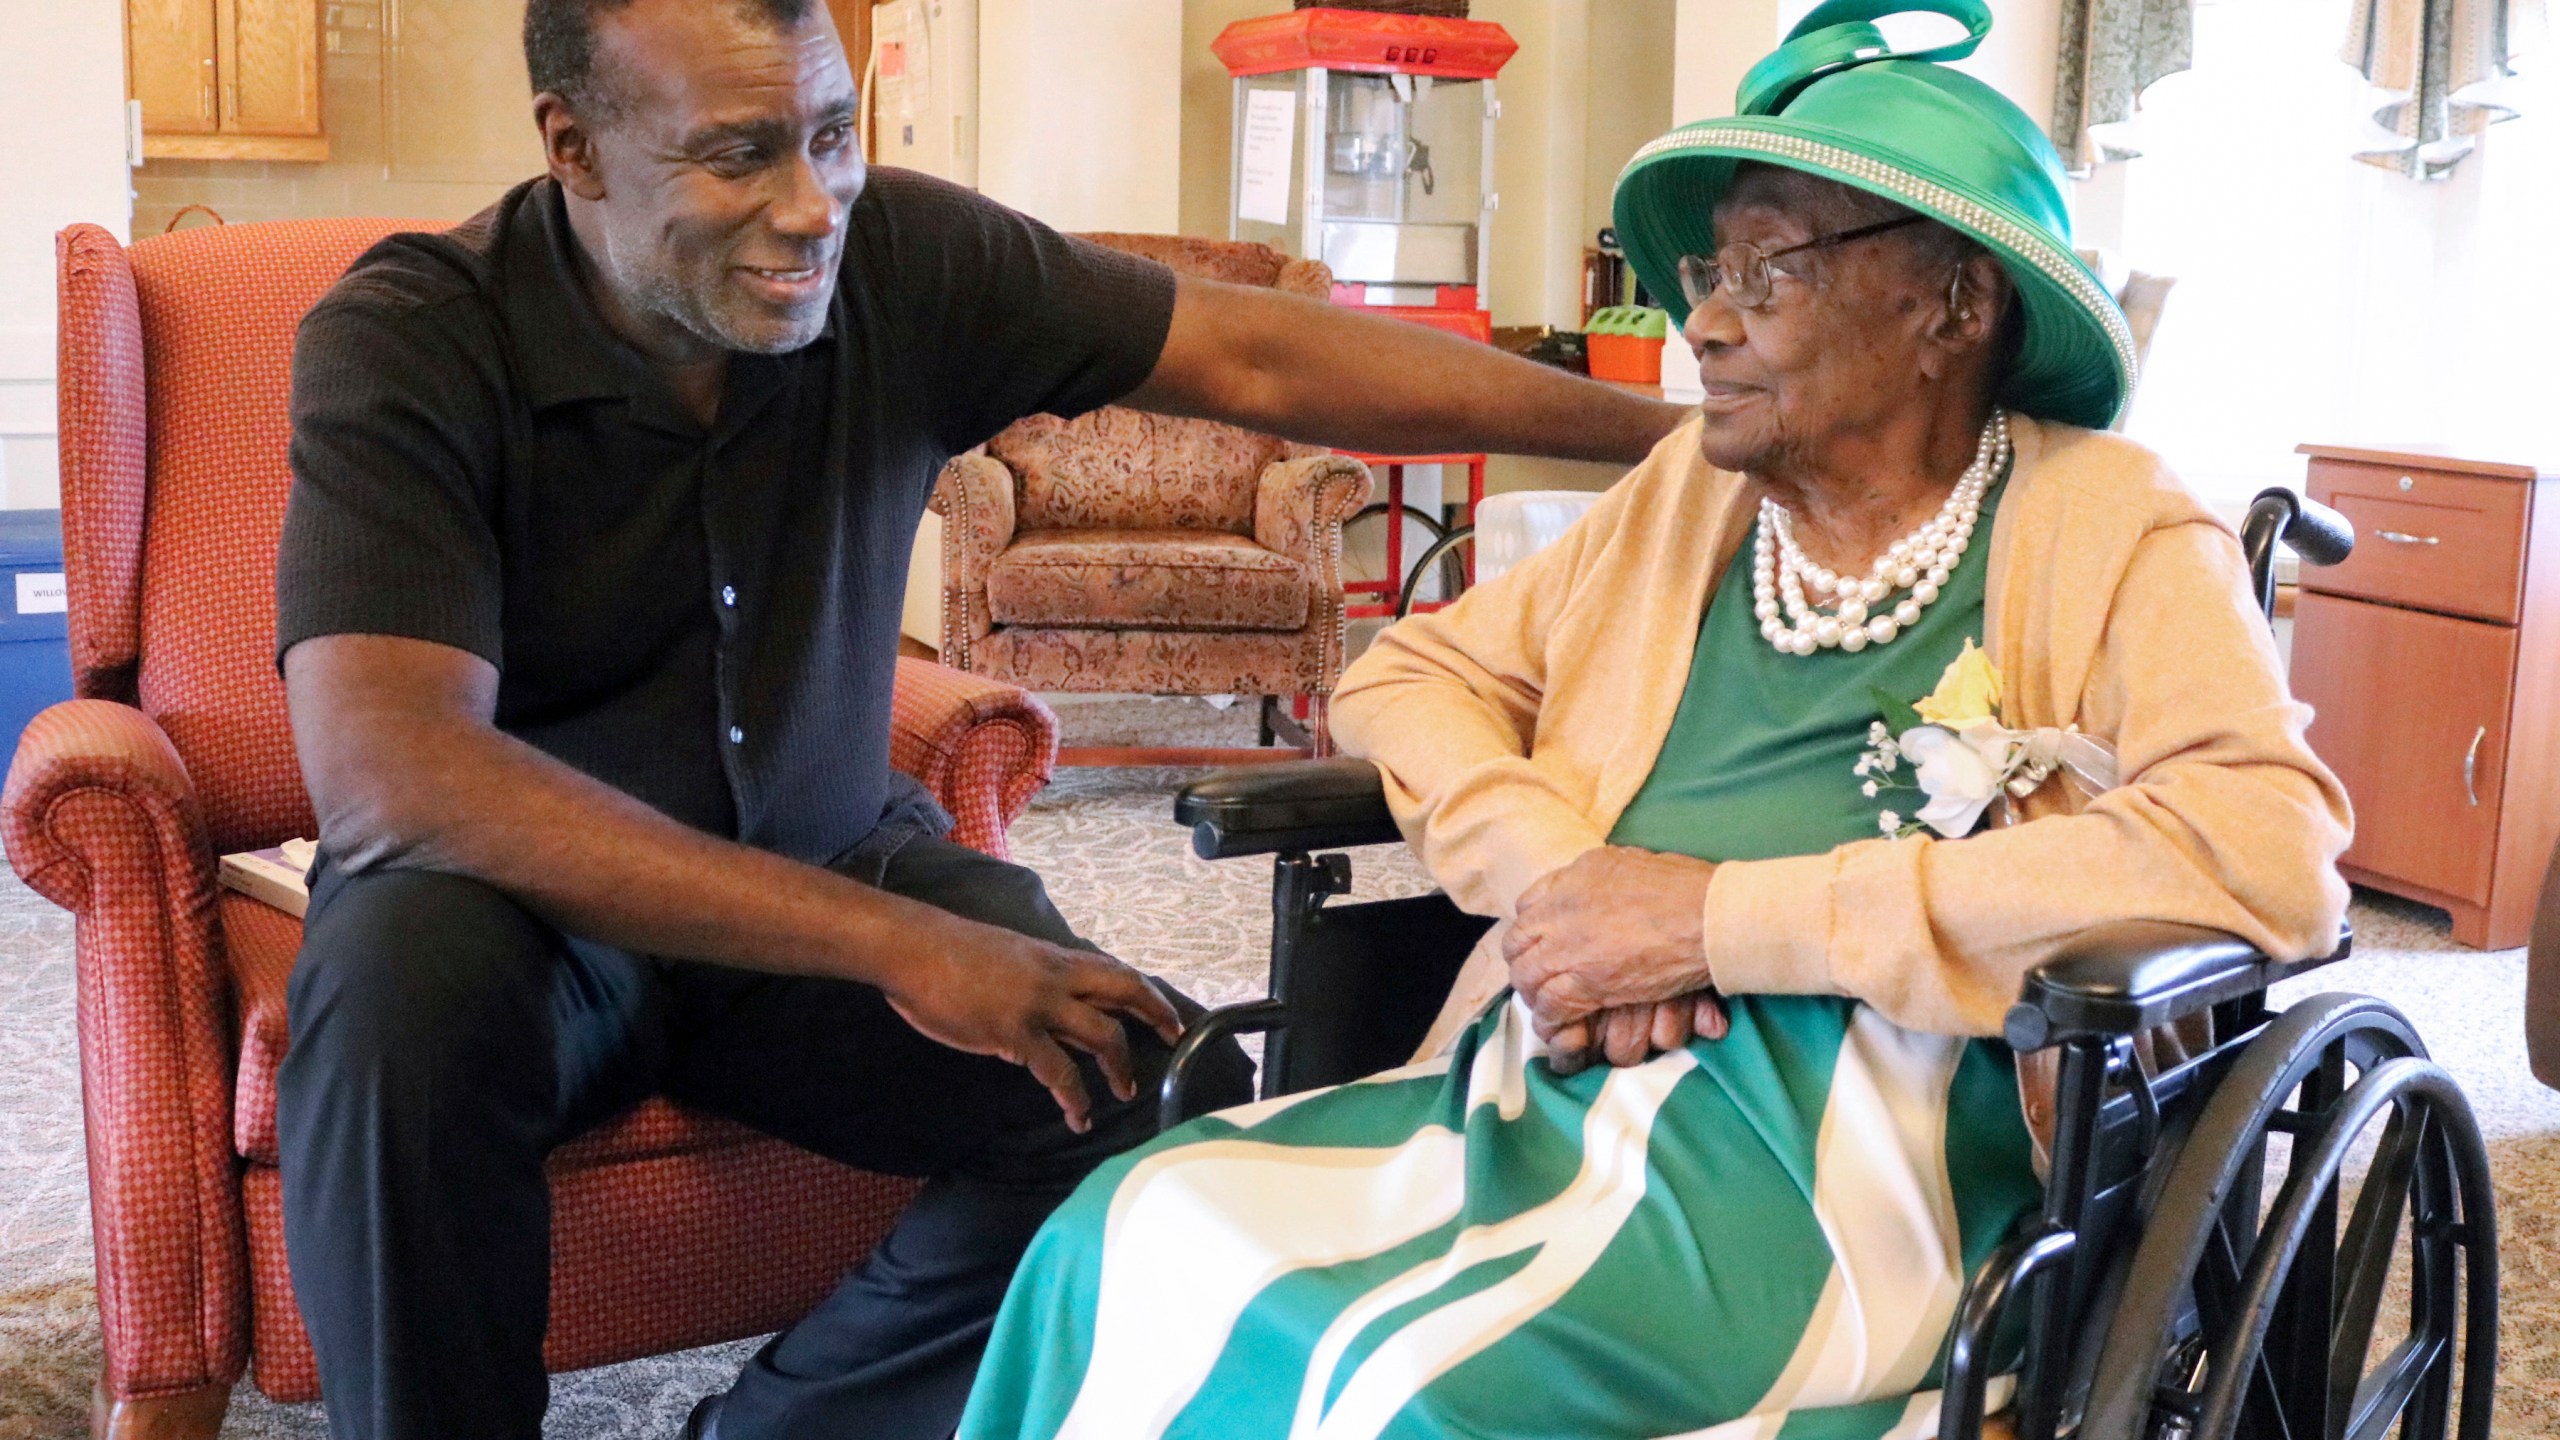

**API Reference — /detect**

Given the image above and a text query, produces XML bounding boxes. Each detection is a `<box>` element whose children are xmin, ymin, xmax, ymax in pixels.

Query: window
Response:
<box><xmin>2078</xmin><ymin>0</ymin><xmax>2554</xmax><ymax>509</ymax></box>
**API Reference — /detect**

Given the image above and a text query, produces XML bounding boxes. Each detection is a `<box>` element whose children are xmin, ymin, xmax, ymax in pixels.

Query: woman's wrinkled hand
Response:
<box><xmin>1544</xmin><ymin>991</ymin><xmax>1730</xmax><ymax>1075</ymax></box>
<box><xmin>1504</xmin><ymin>845</ymin><xmax>1718</xmax><ymax>1042</ymax></box>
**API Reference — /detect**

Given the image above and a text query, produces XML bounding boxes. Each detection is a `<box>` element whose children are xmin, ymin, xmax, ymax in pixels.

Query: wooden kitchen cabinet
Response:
<box><xmin>2290</xmin><ymin>443</ymin><xmax>2560</xmax><ymax>948</ymax></box>
<box><xmin>128</xmin><ymin>0</ymin><xmax>326</xmax><ymax>162</ymax></box>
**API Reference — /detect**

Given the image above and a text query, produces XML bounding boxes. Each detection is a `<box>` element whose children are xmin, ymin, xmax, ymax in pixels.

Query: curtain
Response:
<box><xmin>2052</xmin><ymin>0</ymin><xmax>2194</xmax><ymax>173</ymax></box>
<box><xmin>2344</xmin><ymin>0</ymin><xmax>2545</xmax><ymax>177</ymax></box>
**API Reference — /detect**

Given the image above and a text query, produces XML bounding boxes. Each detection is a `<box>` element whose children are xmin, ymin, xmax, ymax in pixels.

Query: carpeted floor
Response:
<box><xmin>1</xmin><ymin>695</ymin><xmax>2552</xmax><ymax>1437</ymax></box>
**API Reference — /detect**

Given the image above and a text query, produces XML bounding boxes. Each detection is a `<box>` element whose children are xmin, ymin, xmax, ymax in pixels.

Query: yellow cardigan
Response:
<box><xmin>1332</xmin><ymin>413</ymin><xmax>2353</xmax><ymax>1048</ymax></box>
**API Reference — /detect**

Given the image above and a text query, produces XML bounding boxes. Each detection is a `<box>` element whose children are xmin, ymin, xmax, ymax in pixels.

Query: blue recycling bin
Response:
<box><xmin>0</xmin><ymin>510</ymin><xmax>71</xmax><ymax>761</ymax></box>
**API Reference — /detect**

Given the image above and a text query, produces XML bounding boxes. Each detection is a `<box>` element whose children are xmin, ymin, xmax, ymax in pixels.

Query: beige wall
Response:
<box><xmin>979</xmin><ymin>0</ymin><xmax>1185</xmax><ymax>231</ymax></box>
<box><xmin>1684</xmin><ymin>0</ymin><xmax>2062</xmax><ymax>125</ymax></box>
<box><xmin>1178</xmin><ymin>0</ymin><xmax>1267</xmax><ymax>242</ymax></box>
<box><xmin>1586</xmin><ymin>0</ymin><xmax>1678</xmax><ymax>237</ymax></box>
<box><xmin>131</xmin><ymin>0</ymin><xmax>542</xmax><ymax>240</ymax></box>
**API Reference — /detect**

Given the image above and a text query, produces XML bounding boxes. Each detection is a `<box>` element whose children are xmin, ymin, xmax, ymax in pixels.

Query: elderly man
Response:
<box><xmin>272</xmin><ymin>0</ymin><xmax>1682</xmax><ymax>1437</ymax></box>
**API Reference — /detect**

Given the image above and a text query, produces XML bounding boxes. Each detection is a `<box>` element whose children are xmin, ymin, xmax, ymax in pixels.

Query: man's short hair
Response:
<box><xmin>524</xmin><ymin>0</ymin><xmax>821</xmax><ymax>116</ymax></box>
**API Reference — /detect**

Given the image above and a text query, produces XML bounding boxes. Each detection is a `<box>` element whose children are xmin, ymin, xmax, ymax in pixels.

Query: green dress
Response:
<box><xmin>958</xmin><ymin>489</ymin><xmax>2040</xmax><ymax>1440</ymax></box>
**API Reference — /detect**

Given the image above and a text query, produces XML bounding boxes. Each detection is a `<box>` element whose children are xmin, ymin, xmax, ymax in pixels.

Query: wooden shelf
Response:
<box><xmin>143</xmin><ymin>132</ymin><xmax>329</xmax><ymax>163</ymax></box>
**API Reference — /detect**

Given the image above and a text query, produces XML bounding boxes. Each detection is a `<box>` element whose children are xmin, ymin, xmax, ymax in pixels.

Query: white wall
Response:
<box><xmin>0</xmin><ymin>3</ymin><xmax>133</xmax><ymax>511</ymax></box>
<box><xmin>978</xmin><ymin>0</ymin><xmax>1185</xmax><ymax>232</ymax></box>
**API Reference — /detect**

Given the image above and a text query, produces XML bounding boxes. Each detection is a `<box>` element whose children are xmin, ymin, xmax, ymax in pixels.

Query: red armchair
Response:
<box><xmin>13</xmin><ymin>219</ymin><xmax>1060</xmax><ymax>1438</ymax></box>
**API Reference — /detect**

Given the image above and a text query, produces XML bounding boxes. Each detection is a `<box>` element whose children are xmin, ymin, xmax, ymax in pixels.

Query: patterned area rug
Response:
<box><xmin>1</xmin><ymin>696</ymin><xmax>2553</xmax><ymax>1437</ymax></box>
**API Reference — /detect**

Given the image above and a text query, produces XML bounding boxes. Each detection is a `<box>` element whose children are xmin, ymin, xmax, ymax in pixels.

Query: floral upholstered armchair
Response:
<box><xmin>932</xmin><ymin>235</ymin><xmax>1372</xmax><ymax>754</ymax></box>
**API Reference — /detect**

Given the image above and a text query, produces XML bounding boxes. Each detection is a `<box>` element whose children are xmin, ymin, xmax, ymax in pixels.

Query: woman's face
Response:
<box><xmin>1680</xmin><ymin>188</ymin><xmax>1964</xmax><ymax>477</ymax></box>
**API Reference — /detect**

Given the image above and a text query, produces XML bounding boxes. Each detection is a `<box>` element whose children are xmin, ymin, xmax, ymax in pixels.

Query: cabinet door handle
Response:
<box><xmin>2464</xmin><ymin>725</ymin><xmax>2485</xmax><ymax>807</ymax></box>
<box><xmin>2377</xmin><ymin>529</ymin><xmax>2440</xmax><ymax>546</ymax></box>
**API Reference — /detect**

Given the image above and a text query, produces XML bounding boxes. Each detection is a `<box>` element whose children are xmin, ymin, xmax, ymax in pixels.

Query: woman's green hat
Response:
<box><xmin>1613</xmin><ymin>0</ymin><xmax>2136</xmax><ymax>429</ymax></box>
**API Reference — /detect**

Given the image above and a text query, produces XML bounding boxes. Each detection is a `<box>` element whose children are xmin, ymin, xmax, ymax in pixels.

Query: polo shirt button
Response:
<box><xmin>728</xmin><ymin>725</ymin><xmax>745</xmax><ymax>745</ymax></box>
<box><xmin>721</xmin><ymin>585</ymin><xmax>737</xmax><ymax>607</ymax></box>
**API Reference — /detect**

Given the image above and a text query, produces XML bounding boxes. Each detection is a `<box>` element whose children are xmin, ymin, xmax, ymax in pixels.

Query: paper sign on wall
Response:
<box><xmin>1237</xmin><ymin>87</ymin><xmax>1298</xmax><ymax>227</ymax></box>
<box><xmin>14</xmin><ymin>572</ymin><xmax>64</xmax><ymax>616</ymax></box>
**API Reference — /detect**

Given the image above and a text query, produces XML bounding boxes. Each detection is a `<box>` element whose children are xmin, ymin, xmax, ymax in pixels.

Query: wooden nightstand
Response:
<box><xmin>2289</xmin><ymin>443</ymin><xmax>2560</xmax><ymax>948</ymax></box>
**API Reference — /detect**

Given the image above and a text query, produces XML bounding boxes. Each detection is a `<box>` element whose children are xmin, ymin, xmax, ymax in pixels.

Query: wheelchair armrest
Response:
<box><xmin>2003</xmin><ymin>920</ymin><xmax>2352</xmax><ymax>1050</ymax></box>
<box><xmin>1174</xmin><ymin>758</ymin><xmax>1403</xmax><ymax>859</ymax></box>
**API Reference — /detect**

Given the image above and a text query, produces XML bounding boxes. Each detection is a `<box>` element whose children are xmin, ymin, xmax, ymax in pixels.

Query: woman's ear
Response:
<box><xmin>1915</xmin><ymin>254</ymin><xmax>2010</xmax><ymax>387</ymax></box>
<box><xmin>1935</xmin><ymin>254</ymin><xmax>2009</xmax><ymax>353</ymax></box>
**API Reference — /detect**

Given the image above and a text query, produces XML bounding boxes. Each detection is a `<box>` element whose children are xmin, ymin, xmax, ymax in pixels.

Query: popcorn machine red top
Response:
<box><xmin>1212</xmin><ymin>8</ymin><xmax>1517</xmax><ymax>344</ymax></box>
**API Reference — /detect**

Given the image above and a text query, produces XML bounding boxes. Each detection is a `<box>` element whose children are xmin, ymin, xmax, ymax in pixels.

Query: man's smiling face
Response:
<box><xmin>575</xmin><ymin>0</ymin><xmax>865</xmax><ymax>358</ymax></box>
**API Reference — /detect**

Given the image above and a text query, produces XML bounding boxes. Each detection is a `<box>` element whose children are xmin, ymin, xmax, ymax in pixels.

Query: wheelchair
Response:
<box><xmin>1158</xmin><ymin>488</ymin><xmax>2498</xmax><ymax>1440</ymax></box>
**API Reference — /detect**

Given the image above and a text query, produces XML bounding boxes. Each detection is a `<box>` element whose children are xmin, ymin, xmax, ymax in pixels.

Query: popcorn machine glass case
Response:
<box><xmin>1213</xmin><ymin>9</ymin><xmax>1517</xmax><ymax>333</ymax></box>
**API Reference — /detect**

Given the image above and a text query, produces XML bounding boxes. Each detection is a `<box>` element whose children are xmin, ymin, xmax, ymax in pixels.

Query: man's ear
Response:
<box><xmin>535</xmin><ymin>93</ymin><xmax>608</xmax><ymax>201</ymax></box>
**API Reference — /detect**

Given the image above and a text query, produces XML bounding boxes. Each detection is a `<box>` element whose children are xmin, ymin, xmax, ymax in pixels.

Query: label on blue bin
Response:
<box><xmin>14</xmin><ymin>572</ymin><xmax>63</xmax><ymax>616</ymax></box>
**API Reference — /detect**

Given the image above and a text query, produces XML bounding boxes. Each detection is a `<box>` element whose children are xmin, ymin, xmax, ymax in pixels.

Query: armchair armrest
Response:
<box><xmin>2003</xmin><ymin>920</ymin><xmax>2351</xmax><ymax>1051</ymax></box>
<box><xmin>1174</xmin><ymin>758</ymin><xmax>1401</xmax><ymax>859</ymax></box>
<box><xmin>889</xmin><ymin>658</ymin><xmax>1057</xmax><ymax>861</ymax></box>
<box><xmin>930</xmin><ymin>451</ymin><xmax>1019</xmax><ymax>664</ymax></box>
<box><xmin>4</xmin><ymin>698</ymin><xmax>216</xmax><ymax>912</ymax></box>
<box><xmin>1252</xmin><ymin>454</ymin><xmax>1373</xmax><ymax>565</ymax></box>
<box><xmin>1</xmin><ymin>699</ymin><xmax>250</xmax><ymax>1394</ymax></box>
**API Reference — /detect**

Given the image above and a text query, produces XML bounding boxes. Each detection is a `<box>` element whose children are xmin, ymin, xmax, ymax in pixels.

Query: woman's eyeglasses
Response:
<box><xmin>1675</xmin><ymin>214</ymin><xmax>1925</xmax><ymax>311</ymax></box>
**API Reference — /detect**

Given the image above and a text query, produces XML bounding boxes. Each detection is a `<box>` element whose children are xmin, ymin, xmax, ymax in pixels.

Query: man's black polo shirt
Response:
<box><xmin>278</xmin><ymin>173</ymin><xmax>1176</xmax><ymax>865</ymax></box>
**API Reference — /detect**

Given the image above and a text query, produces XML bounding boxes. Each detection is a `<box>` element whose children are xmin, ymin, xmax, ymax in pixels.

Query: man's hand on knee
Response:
<box><xmin>883</xmin><ymin>920</ymin><xmax>1183</xmax><ymax>1133</ymax></box>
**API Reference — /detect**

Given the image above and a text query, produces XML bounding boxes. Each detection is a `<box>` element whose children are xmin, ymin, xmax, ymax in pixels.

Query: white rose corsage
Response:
<box><xmin>1858</xmin><ymin>640</ymin><xmax>2120</xmax><ymax>839</ymax></box>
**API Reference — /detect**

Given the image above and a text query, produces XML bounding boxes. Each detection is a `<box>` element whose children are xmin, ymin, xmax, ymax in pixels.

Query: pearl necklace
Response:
<box><xmin>1752</xmin><ymin>412</ymin><xmax>2010</xmax><ymax>656</ymax></box>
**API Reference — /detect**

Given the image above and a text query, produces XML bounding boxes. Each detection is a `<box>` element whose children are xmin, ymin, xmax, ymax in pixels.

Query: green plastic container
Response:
<box><xmin>1585</xmin><ymin>304</ymin><xmax>1670</xmax><ymax>338</ymax></box>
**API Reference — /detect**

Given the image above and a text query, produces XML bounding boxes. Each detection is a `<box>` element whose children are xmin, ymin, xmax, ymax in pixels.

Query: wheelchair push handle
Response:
<box><xmin>2240</xmin><ymin>486</ymin><xmax>2353</xmax><ymax>620</ymax></box>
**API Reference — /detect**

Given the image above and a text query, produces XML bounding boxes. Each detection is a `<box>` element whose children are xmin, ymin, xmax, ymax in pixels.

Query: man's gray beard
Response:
<box><xmin>605</xmin><ymin>227</ymin><xmax>827</xmax><ymax>357</ymax></box>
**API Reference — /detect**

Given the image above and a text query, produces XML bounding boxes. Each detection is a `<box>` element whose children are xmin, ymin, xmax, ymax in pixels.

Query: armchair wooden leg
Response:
<box><xmin>92</xmin><ymin>1379</ymin><xmax>231</xmax><ymax>1440</ymax></box>
<box><xmin>1310</xmin><ymin>695</ymin><xmax>1334</xmax><ymax>758</ymax></box>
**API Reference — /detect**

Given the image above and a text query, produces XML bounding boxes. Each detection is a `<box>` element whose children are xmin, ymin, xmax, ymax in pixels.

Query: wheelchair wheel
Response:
<box><xmin>1343</xmin><ymin>502</ymin><xmax>1467</xmax><ymax>612</ymax></box>
<box><xmin>2082</xmin><ymin>993</ymin><xmax>2497</xmax><ymax>1440</ymax></box>
<box><xmin>1396</xmin><ymin>527</ymin><xmax>1474</xmax><ymax>619</ymax></box>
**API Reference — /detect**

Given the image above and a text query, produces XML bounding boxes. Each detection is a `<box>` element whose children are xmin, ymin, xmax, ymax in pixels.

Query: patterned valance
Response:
<box><xmin>2052</xmin><ymin>0</ymin><xmax>2193</xmax><ymax>173</ymax></box>
<box><xmin>2345</xmin><ymin>0</ymin><xmax>2544</xmax><ymax>178</ymax></box>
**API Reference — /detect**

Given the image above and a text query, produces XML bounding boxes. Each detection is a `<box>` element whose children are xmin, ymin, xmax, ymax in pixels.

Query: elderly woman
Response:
<box><xmin>955</xmin><ymin>3</ymin><xmax>2350</xmax><ymax>1437</ymax></box>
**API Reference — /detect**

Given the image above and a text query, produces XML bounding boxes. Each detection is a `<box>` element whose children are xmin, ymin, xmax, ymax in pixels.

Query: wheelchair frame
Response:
<box><xmin>1156</xmin><ymin>490</ymin><xmax>2500</xmax><ymax>1440</ymax></box>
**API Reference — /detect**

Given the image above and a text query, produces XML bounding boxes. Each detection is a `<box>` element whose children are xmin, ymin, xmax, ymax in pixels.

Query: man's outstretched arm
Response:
<box><xmin>283</xmin><ymin>632</ymin><xmax>1177</xmax><ymax>1131</ymax></box>
<box><xmin>1124</xmin><ymin>274</ymin><xmax>1690</xmax><ymax>463</ymax></box>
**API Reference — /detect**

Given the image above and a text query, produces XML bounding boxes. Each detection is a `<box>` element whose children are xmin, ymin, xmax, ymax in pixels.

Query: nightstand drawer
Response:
<box><xmin>2303</xmin><ymin>460</ymin><xmax>2529</xmax><ymax>623</ymax></box>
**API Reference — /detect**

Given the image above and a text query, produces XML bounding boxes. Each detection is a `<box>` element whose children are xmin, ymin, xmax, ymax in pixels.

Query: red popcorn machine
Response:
<box><xmin>1213</xmin><ymin>6</ymin><xmax>1518</xmax><ymax>617</ymax></box>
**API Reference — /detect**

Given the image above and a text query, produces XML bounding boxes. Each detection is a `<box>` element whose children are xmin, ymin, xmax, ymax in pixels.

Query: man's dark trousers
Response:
<box><xmin>274</xmin><ymin>832</ymin><xmax>1252</xmax><ymax>1440</ymax></box>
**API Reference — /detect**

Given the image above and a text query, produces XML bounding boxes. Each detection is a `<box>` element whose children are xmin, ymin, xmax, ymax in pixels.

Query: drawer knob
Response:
<box><xmin>2377</xmin><ymin>529</ymin><xmax>2440</xmax><ymax>546</ymax></box>
<box><xmin>2399</xmin><ymin>475</ymin><xmax>2415</xmax><ymax>491</ymax></box>
<box><xmin>2465</xmin><ymin>725</ymin><xmax>2485</xmax><ymax>807</ymax></box>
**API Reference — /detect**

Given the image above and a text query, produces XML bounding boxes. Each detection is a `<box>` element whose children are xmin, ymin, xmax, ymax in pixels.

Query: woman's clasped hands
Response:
<box><xmin>1502</xmin><ymin>846</ymin><xmax>1728</xmax><ymax>1075</ymax></box>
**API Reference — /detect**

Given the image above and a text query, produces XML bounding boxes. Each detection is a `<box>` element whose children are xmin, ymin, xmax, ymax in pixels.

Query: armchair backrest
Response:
<box><xmin>56</xmin><ymin>218</ymin><xmax>426</xmax><ymax>853</ymax></box>
<box><xmin>989</xmin><ymin>235</ymin><xmax>1332</xmax><ymax>536</ymax></box>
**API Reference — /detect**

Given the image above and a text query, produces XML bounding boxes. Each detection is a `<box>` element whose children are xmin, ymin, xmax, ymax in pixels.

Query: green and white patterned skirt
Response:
<box><xmin>959</xmin><ymin>993</ymin><xmax>2040</xmax><ymax>1440</ymax></box>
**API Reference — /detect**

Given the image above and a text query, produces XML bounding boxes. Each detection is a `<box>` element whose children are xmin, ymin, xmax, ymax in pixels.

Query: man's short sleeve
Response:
<box><xmin>276</xmin><ymin>293</ymin><xmax>506</xmax><ymax>669</ymax></box>
<box><xmin>864</xmin><ymin>174</ymin><xmax>1179</xmax><ymax>454</ymax></box>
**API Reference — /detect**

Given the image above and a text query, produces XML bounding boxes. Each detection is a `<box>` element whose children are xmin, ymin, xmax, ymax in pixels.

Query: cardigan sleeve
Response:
<box><xmin>1700</xmin><ymin>516</ymin><xmax>2355</xmax><ymax>1036</ymax></box>
<box><xmin>1329</xmin><ymin>481</ymin><xmax>1632</xmax><ymax>920</ymax></box>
